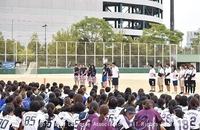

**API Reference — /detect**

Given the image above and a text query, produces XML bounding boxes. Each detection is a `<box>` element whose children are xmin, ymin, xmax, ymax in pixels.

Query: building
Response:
<box><xmin>186</xmin><ymin>28</ymin><xmax>200</xmax><ymax>46</ymax></box>
<box><xmin>0</xmin><ymin>0</ymin><xmax>163</xmax><ymax>42</ymax></box>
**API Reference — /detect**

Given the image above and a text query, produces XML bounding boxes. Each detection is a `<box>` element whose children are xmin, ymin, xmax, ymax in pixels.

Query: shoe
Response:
<box><xmin>179</xmin><ymin>92</ymin><xmax>184</xmax><ymax>94</ymax></box>
<box><xmin>152</xmin><ymin>90</ymin><xmax>155</xmax><ymax>92</ymax></box>
<box><xmin>157</xmin><ymin>90</ymin><xmax>162</xmax><ymax>93</ymax></box>
<box><xmin>149</xmin><ymin>90</ymin><xmax>153</xmax><ymax>92</ymax></box>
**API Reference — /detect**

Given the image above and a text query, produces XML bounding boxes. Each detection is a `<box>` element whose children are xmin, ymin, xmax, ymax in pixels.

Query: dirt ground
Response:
<box><xmin>1</xmin><ymin>73</ymin><xmax>200</xmax><ymax>97</ymax></box>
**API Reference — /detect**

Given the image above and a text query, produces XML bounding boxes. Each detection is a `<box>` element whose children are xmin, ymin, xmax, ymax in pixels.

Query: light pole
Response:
<box><xmin>42</xmin><ymin>24</ymin><xmax>47</xmax><ymax>67</ymax></box>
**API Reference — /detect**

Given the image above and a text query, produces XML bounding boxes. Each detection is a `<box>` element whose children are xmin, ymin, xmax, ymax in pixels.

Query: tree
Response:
<box><xmin>138</xmin><ymin>23</ymin><xmax>184</xmax><ymax>45</ymax></box>
<box><xmin>27</xmin><ymin>33</ymin><xmax>41</xmax><ymax>51</ymax></box>
<box><xmin>72</xmin><ymin>17</ymin><xmax>114</xmax><ymax>42</ymax></box>
<box><xmin>192</xmin><ymin>32</ymin><xmax>200</xmax><ymax>45</ymax></box>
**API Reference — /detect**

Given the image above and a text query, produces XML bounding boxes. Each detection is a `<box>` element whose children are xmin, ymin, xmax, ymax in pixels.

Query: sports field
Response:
<box><xmin>1</xmin><ymin>73</ymin><xmax>200</xmax><ymax>96</ymax></box>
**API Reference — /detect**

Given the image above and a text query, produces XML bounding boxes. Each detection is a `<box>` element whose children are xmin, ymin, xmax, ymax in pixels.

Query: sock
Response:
<box><xmin>193</xmin><ymin>87</ymin><xmax>195</xmax><ymax>93</ymax></box>
<box><xmin>185</xmin><ymin>86</ymin><xmax>188</xmax><ymax>93</ymax></box>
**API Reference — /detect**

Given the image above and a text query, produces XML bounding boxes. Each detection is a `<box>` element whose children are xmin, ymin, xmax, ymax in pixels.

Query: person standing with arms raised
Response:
<box><xmin>164</xmin><ymin>63</ymin><xmax>171</xmax><ymax>93</ymax></box>
<box><xmin>112</xmin><ymin>62</ymin><xmax>119</xmax><ymax>90</ymax></box>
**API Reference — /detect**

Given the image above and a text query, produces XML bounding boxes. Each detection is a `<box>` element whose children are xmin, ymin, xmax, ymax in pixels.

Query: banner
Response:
<box><xmin>2</xmin><ymin>62</ymin><xmax>15</xmax><ymax>69</ymax></box>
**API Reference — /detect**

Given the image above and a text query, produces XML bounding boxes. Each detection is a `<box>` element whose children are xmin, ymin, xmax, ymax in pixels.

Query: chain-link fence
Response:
<box><xmin>0</xmin><ymin>41</ymin><xmax>200</xmax><ymax>68</ymax></box>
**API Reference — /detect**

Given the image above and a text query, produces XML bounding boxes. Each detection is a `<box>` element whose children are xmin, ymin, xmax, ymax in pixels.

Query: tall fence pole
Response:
<box><xmin>146</xmin><ymin>44</ymin><xmax>148</xmax><ymax>67</ymax></box>
<box><xmin>129</xmin><ymin>43</ymin><xmax>131</xmax><ymax>68</ymax></box>
<box><xmin>85</xmin><ymin>42</ymin><xmax>87</xmax><ymax>66</ymax></box>
<box><xmin>121</xmin><ymin>43</ymin><xmax>123</xmax><ymax>68</ymax></box>
<box><xmin>66</xmin><ymin>42</ymin><xmax>68</xmax><ymax>67</ymax></box>
<box><xmin>4</xmin><ymin>41</ymin><xmax>6</xmax><ymax>62</ymax></box>
<box><xmin>112</xmin><ymin>42</ymin><xmax>114</xmax><ymax>62</ymax></box>
<box><xmin>94</xmin><ymin>42</ymin><xmax>96</xmax><ymax>66</ymax></box>
<box><xmin>56</xmin><ymin>42</ymin><xmax>58</xmax><ymax>67</ymax></box>
<box><xmin>137</xmin><ymin>43</ymin><xmax>139</xmax><ymax>68</ymax></box>
<box><xmin>75</xmin><ymin>42</ymin><xmax>77</xmax><ymax>63</ymax></box>
<box><xmin>36</xmin><ymin>42</ymin><xmax>38</xmax><ymax>64</ymax></box>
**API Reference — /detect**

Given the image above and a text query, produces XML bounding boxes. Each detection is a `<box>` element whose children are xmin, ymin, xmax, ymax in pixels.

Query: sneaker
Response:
<box><xmin>149</xmin><ymin>90</ymin><xmax>153</xmax><ymax>92</ymax></box>
<box><xmin>152</xmin><ymin>90</ymin><xmax>155</xmax><ymax>92</ymax></box>
<box><xmin>179</xmin><ymin>92</ymin><xmax>184</xmax><ymax>94</ymax></box>
<box><xmin>157</xmin><ymin>90</ymin><xmax>162</xmax><ymax>93</ymax></box>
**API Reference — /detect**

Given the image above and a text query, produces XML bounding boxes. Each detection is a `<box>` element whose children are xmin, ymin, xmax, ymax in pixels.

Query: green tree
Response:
<box><xmin>72</xmin><ymin>17</ymin><xmax>114</xmax><ymax>42</ymax></box>
<box><xmin>192</xmin><ymin>32</ymin><xmax>200</xmax><ymax>45</ymax></box>
<box><xmin>27</xmin><ymin>33</ymin><xmax>41</xmax><ymax>51</ymax></box>
<box><xmin>139</xmin><ymin>23</ymin><xmax>184</xmax><ymax>45</ymax></box>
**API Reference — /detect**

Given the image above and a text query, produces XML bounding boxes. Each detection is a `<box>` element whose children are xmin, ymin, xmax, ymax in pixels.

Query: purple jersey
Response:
<box><xmin>133</xmin><ymin>108</ymin><xmax>162</xmax><ymax>130</ymax></box>
<box><xmin>77</xmin><ymin>114</ymin><xmax>98</xmax><ymax>130</ymax></box>
<box><xmin>90</xmin><ymin>117</ymin><xmax>115</xmax><ymax>130</ymax></box>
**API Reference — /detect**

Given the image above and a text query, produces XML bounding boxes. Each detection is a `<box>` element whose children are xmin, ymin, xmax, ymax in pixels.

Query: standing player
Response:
<box><xmin>157</xmin><ymin>64</ymin><xmax>164</xmax><ymax>92</ymax></box>
<box><xmin>87</xmin><ymin>64</ymin><xmax>92</xmax><ymax>87</ymax></box>
<box><xmin>74</xmin><ymin>64</ymin><xmax>80</xmax><ymax>85</ymax></box>
<box><xmin>22</xmin><ymin>101</ymin><xmax>46</xmax><ymax>130</ymax></box>
<box><xmin>184</xmin><ymin>64</ymin><xmax>190</xmax><ymax>95</ymax></box>
<box><xmin>80</xmin><ymin>64</ymin><xmax>87</xmax><ymax>85</ymax></box>
<box><xmin>149</xmin><ymin>65</ymin><xmax>156</xmax><ymax>92</ymax></box>
<box><xmin>0</xmin><ymin>105</ymin><xmax>21</xmax><ymax>130</ymax></box>
<box><xmin>90</xmin><ymin>65</ymin><xmax>96</xmax><ymax>86</ymax></box>
<box><xmin>164</xmin><ymin>63</ymin><xmax>171</xmax><ymax>93</ymax></box>
<box><xmin>170</xmin><ymin>106</ymin><xmax>190</xmax><ymax>130</ymax></box>
<box><xmin>188</xmin><ymin>64</ymin><xmax>196</xmax><ymax>94</ymax></box>
<box><xmin>102</xmin><ymin>64</ymin><xmax>108</xmax><ymax>88</ymax></box>
<box><xmin>172</xmin><ymin>65</ymin><xmax>178</xmax><ymax>94</ymax></box>
<box><xmin>107</xmin><ymin>64</ymin><xmax>112</xmax><ymax>87</ymax></box>
<box><xmin>185</xmin><ymin>97</ymin><xmax>200</xmax><ymax>130</ymax></box>
<box><xmin>179</xmin><ymin>64</ymin><xmax>185</xmax><ymax>94</ymax></box>
<box><xmin>112</xmin><ymin>62</ymin><xmax>119</xmax><ymax>90</ymax></box>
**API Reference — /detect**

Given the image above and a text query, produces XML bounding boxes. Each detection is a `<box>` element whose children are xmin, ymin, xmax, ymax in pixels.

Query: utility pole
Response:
<box><xmin>42</xmin><ymin>24</ymin><xmax>47</xmax><ymax>67</ymax></box>
<box><xmin>170</xmin><ymin>0</ymin><xmax>174</xmax><ymax>31</ymax></box>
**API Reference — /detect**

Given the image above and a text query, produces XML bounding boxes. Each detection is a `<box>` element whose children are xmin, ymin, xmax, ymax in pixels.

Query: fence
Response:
<box><xmin>0</xmin><ymin>41</ymin><xmax>200</xmax><ymax>68</ymax></box>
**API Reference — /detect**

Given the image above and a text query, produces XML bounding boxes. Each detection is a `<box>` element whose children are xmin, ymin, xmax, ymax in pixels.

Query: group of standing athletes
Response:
<box><xmin>74</xmin><ymin>62</ymin><xmax>120</xmax><ymax>90</ymax></box>
<box><xmin>149</xmin><ymin>63</ymin><xmax>196</xmax><ymax>95</ymax></box>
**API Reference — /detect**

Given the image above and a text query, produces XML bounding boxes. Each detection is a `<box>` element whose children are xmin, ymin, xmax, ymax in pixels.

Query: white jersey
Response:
<box><xmin>22</xmin><ymin>111</ymin><xmax>46</xmax><ymax>130</ymax></box>
<box><xmin>0</xmin><ymin>115</ymin><xmax>21</xmax><ymax>130</ymax></box>
<box><xmin>149</xmin><ymin>68</ymin><xmax>156</xmax><ymax>79</ymax></box>
<box><xmin>185</xmin><ymin>109</ymin><xmax>200</xmax><ymax>129</ymax></box>
<box><xmin>172</xmin><ymin>70</ymin><xmax>178</xmax><ymax>81</ymax></box>
<box><xmin>154</xmin><ymin>107</ymin><xmax>163</xmax><ymax>115</ymax></box>
<box><xmin>58</xmin><ymin>112</ymin><xmax>74</xmax><ymax>128</ymax></box>
<box><xmin>179</xmin><ymin>69</ymin><xmax>185</xmax><ymax>80</ymax></box>
<box><xmin>165</xmin><ymin>67</ymin><xmax>171</xmax><ymax>79</ymax></box>
<box><xmin>181</xmin><ymin>106</ymin><xmax>188</xmax><ymax>113</ymax></box>
<box><xmin>114</xmin><ymin>114</ymin><xmax>132</xmax><ymax>129</ymax></box>
<box><xmin>45</xmin><ymin>114</ymin><xmax>64</xmax><ymax>130</ymax></box>
<box><xmin>115</xmin><ymin>107</ymin><xmax>124</xmax><ymax>116</ymax></box>
<box><xmin>160</xmin><ymin>108</ymin><xmax>173</xmax><ymax>127</ymax></box>
<box><xmin>73</xmin><ymin>113</ymin><xmax>80</xmax><ymax>130</ymax></box>
<box><xmin>170</xmin><ymin>115</ymin><xmax>190</xmax><ymax>130</ymax></box>
<box><xmin>106</xmin><ymin>109</ymin><xmax>117</xmax><ymax>124</ymax></box>
<box><xmin>189</xmin><ymin>69</ymin><xmax>196</xmax><ymax>80</ymax></box>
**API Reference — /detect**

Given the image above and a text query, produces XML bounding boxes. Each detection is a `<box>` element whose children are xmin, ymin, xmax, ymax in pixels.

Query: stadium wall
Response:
<box><xmin>0</xmin><ymin>68</ymin><xmax>151</xmax><ymax>74</ymax></box>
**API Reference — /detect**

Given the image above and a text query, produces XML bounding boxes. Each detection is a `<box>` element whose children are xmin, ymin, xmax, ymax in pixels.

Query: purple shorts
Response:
<box><xmin>91</xmin><ymin>76</ymin><xmax>96</xmax><ymax>83</ymax></box>
<box><xmin>80</xmin><ymin>75</ymin><xmax>86</xmax><ymax>82</ymax></box>
<box><xmin>108</xmin><ymin>76</ymin><xmax>112</xmax><ymax>81</ymax></box>
<box><xmin>74</xmin><ymin>75</ymin><xmax>79</xmax><ymax>81</ymax></box>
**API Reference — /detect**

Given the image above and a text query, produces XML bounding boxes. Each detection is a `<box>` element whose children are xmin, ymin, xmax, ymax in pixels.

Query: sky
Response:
<box><xmin>163</xmin><ymin>0</ymin><xmax>200</xmax><ymax>44</ymax></box>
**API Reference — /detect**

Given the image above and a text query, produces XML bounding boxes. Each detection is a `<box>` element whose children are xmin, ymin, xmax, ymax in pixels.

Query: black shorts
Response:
<box><xmin>165</xmin><ymin>79</ymin><xmax>170</xmax><ymax>85</ymax></box>
<box><xmin>190</xmin><ymin>80</ymin><xmax>196</xmax><ymax>88</ymax></box>
<box><xmin>184</xmin><ymin>80</ymin><xmax>188</xmax><ymax>87</ymax></box>
<box><xmin>112</xmin><ymin>78</ymin><xmax>119</xmax><ymax>85</ymax></box>
<box><xmin>164</xmin><ymin>127</ymin><xmax>172</xmax><ymax>130</ymax></box>
<box><xmin>149</xmin><ymin>79</ymin><xmax>155</xmax><ymax>86</ymax></box>
<box><xmin>173</xmin><ymin>80</ymin><xmax>178</xmax><ymax>86</ymax></box>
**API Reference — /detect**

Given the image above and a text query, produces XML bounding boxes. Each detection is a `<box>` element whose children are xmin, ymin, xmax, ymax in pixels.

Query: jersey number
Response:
<box><xmin>107</xmin><ymin>114</ymin><xmax>114</xmax><ymax>124</ymax></box>
<box><xmin>177</xmin><ymin>120</ymin><xmax>189</xmax><ymax>130</ymax></box>
<box><xmin>0</xmin><ymin>119</ymin><xmax>9</xmax><ymax>129</ymax></box>
<box><xmin>190</xmin><ymin>116</ymin><xmax>196</xmax><ymax>126</ymax></box>
<box><xmin>46</xmin><ymin>122</ymin><xmax>52</xmax><ymax>128</ymax></box>
<box><xmin>24</xmin><ymin>116</ymin><xmax>36</xmax><ymax>126</ymax></box>
<box><xmin>161</xmin><ymin>114</ymin><xmax>171</xmax><ymax>123</ymax></box>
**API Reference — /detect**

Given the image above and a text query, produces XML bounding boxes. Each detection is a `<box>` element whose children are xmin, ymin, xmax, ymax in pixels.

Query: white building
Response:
<box><xmin>0</xmin><ymin>0</ymin><xmax>163</xmax><ymax>43</ymax></box>
<box><xmin>186</xmin><ymin>28</ymin><xmax>200</xmax><ymax>46</ymax></box>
